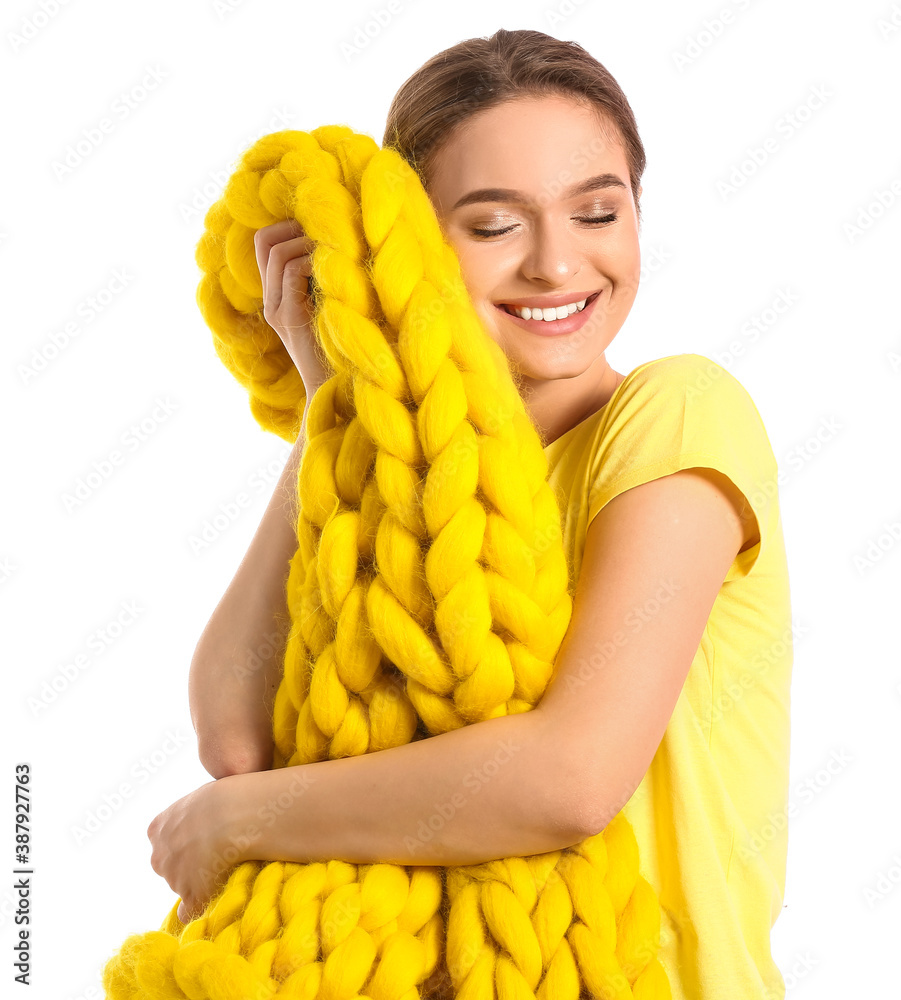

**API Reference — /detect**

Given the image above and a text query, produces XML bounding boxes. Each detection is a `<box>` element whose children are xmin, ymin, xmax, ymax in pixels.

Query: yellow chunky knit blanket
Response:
<box><xmin>101</xmin><ymin>125</ymin><xmax>671</xmax><ymax>1000</ymax></box>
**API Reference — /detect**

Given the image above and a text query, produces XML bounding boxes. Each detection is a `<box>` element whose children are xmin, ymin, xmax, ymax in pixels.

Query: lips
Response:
<box><xmin>494</xmin><ymin>290</ymin><xmax>604</xmax><ymax>337</ymax></box>
<box><xmin>498</xmin><ymin>291</ymin><xmax>601</xmax><ymax>318</ymax></box>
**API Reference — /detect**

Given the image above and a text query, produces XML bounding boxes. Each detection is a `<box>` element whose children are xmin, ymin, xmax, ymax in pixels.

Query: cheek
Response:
<box><xmin>606</xmin><ymin>226</ymin><xmax>640</xmax><ymax>263</ymax></box>
<box><xmin>604</xmin><ymin>235</ymin><xmax>642</xmax><ymax>293</ymax></box>
<box><xmin>453</xmin><ymin>246</ymin><xmax>498</xmax><ymax>305</ymax></box>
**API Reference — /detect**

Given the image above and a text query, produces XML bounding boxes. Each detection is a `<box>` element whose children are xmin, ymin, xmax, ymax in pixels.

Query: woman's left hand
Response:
<box><xmin>147</xmin><ymin>776</ymin><xmax>249</xmax><ymax>923</ymax></box>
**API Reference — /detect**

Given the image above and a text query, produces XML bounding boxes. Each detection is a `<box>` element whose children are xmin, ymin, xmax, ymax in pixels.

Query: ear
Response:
<box><xmin>637</xmin><ymin>185</ymin><xmax>643</xmax><ymax>200</ymax></box>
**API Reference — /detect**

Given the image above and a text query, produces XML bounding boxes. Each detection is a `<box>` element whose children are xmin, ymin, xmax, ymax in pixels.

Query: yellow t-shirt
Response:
<box><xmin>542</xmin><ymin>353</ymin><xmax>793</xmax><ymax>1000</ymax></box>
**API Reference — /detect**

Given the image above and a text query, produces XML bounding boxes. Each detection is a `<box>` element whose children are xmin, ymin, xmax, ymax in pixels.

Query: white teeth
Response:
<box><xmin>508</xmin><ymin>297</ymin><xmax>588</xmax><ymax>321</ymax></box>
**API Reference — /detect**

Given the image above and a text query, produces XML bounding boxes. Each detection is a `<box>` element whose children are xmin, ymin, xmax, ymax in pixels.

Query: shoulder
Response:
<box><xmin>583</xmin><ymin>353</ymin><xmax>781</xmax><ymax>580</ymax></box>
<box><xmin>620</xmin><ymin>353</ymin><xmax>757</xmax><ymax>410</ymax></box>
<box><xmin>607</xmin><ymin>353</ymin><xmax>773</xmax><ymax>461</ymax></box>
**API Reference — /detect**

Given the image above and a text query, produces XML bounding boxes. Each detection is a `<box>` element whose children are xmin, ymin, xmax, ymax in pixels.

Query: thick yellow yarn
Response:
<box><xmin>101</xmin><ymin>126</ymin><xmax>672</xmax><ymax>999</ymax></box>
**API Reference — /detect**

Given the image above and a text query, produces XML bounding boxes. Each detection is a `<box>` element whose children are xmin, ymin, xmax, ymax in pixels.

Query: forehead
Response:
<box><xmin>428</xmin><ymin>94</ymin><xmax>629</xmax><ymax>202</ymax></box>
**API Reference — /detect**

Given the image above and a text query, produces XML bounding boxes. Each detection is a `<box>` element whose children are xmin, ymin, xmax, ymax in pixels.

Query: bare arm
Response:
<box><xmin>188</xmin><ymin>405</ymin><xmax>311</xmax><ymax>779</ymax></box>
<box><xmin>190</xmin><ymin>214</ymin><xmax>332</xmax><ymax>780</ymax></box>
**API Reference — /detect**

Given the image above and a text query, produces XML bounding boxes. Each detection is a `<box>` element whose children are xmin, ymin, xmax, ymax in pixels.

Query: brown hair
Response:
<box><xmin>382</xmin><ymin>28</ymin><xmax>646</xmax><ymax>221</ymax></box>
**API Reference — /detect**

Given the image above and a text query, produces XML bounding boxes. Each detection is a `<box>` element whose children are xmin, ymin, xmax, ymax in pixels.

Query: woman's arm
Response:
<box><xmin>190</xmin><ymin>218</ymin><xmax>329</xmax><ymax>778</ymax></box>
<box><xmin>188</xmin><ymin>405</ymin><xmax>311</xmax><ymax>779</ymax></box>
<box><xmin>206</xmin><ymin>466</ymin><xmax>752</xmax><ymax>867</ymax></box>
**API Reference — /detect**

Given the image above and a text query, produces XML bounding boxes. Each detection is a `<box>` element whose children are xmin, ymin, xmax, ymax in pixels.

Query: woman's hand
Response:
<box><xmin>147</xmin><ymin>775</ymin><xmax>254</xmax><ymax>924</ymax></box>
<box><xmin>253</xmin><ymin>219</ymin><xmax>331</xmax><ymax>397</ymax></box>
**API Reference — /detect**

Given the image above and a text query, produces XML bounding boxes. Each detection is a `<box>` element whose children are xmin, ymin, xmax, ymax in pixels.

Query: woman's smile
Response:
<box><xmin>495</xmin><ymin>289</ymin><xmax>605</xmax><ymax>336</ymax></box>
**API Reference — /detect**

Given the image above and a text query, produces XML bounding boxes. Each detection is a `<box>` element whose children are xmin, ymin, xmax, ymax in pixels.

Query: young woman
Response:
<box><xmin>150</xmin><ymin>29</ymin><xmax>793</xmax><ymax>999</ymax></box>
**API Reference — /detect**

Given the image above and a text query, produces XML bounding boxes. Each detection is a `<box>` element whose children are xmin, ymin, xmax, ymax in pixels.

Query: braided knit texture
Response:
<box><xmin>101</xmin><ymin>126</ymin><xmax>671</xmax><ymax>999</ymax></box>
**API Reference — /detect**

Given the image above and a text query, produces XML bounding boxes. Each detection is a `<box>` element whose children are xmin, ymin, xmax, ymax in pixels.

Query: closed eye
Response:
<box><xmin>470</xmin><ymin>213</ymin><xmax>619</xmax><ymax>239</ymax></box>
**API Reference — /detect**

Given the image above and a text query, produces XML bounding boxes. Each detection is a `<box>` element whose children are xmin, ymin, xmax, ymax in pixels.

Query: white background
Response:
<box><xmin>2</xmin><ymin>0</ymin><xmax>900</xmax><ymax>997</ymax></box>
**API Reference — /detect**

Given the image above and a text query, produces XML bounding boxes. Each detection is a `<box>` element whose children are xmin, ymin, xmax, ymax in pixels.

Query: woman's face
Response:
<box><xmin>426</xmin><ymin>93</ymin><xmax>642</xmax><ymax>385</ymax></box>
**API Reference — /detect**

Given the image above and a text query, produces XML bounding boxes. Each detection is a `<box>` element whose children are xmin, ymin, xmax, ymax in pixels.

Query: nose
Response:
<box><xmin>519</xmin><ymin>216</ymin><xmax>582</xmax><ymax>286</ymax></box>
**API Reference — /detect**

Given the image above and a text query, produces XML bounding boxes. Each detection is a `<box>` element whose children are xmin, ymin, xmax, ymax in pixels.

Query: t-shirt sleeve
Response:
<box><xmin>586</xmin><ymin>354</ymin><xmax>779</xmax><ymax>580</ymax></box>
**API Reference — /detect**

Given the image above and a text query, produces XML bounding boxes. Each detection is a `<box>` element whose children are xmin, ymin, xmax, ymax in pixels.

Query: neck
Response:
<box><xmin>520</xmin><ymin>358</ymin><xmax>623</xmax><ymax>447</ymax></box>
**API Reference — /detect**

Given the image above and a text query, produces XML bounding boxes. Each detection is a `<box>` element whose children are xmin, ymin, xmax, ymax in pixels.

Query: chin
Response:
<box><xmin>506</xmin><ymin>350</ymin><xmax>595</xmax><ymax>383</ymax></box>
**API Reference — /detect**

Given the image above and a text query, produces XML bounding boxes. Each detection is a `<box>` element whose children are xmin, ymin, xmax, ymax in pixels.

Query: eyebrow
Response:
<box><xmin>450</xmin><ymin>172</ymin><xmax>628</xmax><ymax>211</ymax></box>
